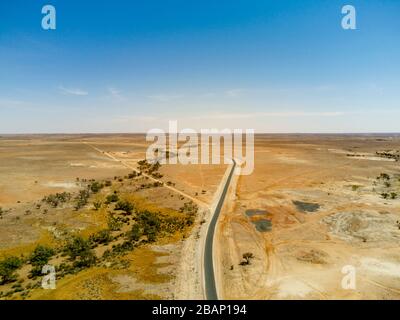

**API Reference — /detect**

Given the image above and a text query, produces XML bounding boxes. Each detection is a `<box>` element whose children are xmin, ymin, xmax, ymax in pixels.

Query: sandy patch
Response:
<box><xmin>323</xmin><ymin>211</ymin><xmax>400</xmax><ymax>243</ymax></box>
<box><xmin>44</xmin><ymin>182</ymin><xmax>79</xmax><ymax>189</ymax></box>
<box><xmin>277</xmin><ymin>278</ymin><xmax>314</xmax><ymax>298</ymax></box>
<box><xmin>69</xmin><ymin>163</ymin><xmax>85</xmax><ymax>167</ymax></box>
<box><xmin>361</xmin><ymin>258</ymin><xmax>400</xmax><ymax>278</ymax></box>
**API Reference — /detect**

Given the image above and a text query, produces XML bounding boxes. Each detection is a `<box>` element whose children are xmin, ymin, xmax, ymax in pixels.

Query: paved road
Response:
<box><xmin>204</xmin><ymin>160</ymin><xmax>236</xmax><ymax>300</ymax></box>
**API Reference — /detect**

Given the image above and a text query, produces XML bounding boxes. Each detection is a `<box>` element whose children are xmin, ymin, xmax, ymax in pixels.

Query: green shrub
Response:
<box><xmin>105</xmin><ymin>194</ymin><xmax>119</xmax><ymax>204</ymax></box>
<box><xmin>137</xmin><ymin>211</ymin><xmax>161</xmax><ymax>242</ymax></box>
<box><xmin>90</xmin><ymin>230</ymin><xmax>112</xmax><ymax>245</ymax></box>
<box><xmin>115</xmin><ymin>201</ymin><xmax>134</xmax><ymax>215</ymax></box>
<box><xmin>75</xmin><ymin>189</ymin><xmax>90</xmax><ymax>210</ymax></box>
<box><xmin>127</xmin><ymin>224</ymin><xmax>142</xmax><ymax>242</ymax></box>
<box><xmin>89</xmin><ymin>181</ymin><xmax>104</xmax><ymax>193</ymax></box>
<box><xmin>30</xmin><ymin>245</ymin><xmax>55</xmax><ymax>267</ymax></box>
<box><xmin>107</xmin><ymin>215</ymin><xmax>122</xmax><ymax>231</ymax></box>
<box><xmin>64</xmin><ymin>236</ymin><xmax>96</xmax><ymax>268</ymax></box>
<box><xmin>42</xmin><ymin>192</ymin><xmax>72</xmax><ymax>207</ymax></box>
<box><xmin>0</xmin><ymin>256</ymin><xmax>23</xmax><ymax>284</ymax></box>
<box><xmin>93</xmin><ymin>201</ymin><xmax>102</xmax><ymax>211</ymax></box>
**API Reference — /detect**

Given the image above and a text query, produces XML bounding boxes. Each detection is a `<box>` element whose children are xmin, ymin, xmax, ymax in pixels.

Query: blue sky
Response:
<box><xmin>0</xmin><ymin>0</ymin><xmax>399</xmax><ymax>133</ymax></box>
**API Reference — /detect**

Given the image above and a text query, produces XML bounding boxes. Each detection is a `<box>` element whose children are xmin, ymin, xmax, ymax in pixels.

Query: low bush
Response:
<box><xmin>0</xmin><ymin>256</ymin><xmax>23</xmax><ymax>284</ymax></box>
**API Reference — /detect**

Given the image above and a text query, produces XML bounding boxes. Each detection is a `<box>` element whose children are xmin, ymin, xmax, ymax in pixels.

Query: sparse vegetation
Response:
<box><xmin>74</xmin><ymin>189</ymin><xmax>90</xmax><ymax>210</ymax></box>
<box><xmin>127</xmin><ymin>224</ymin><xmax>142</xmax><ymax>242</ymax></box>
<box><xmin>90</xmin><ymin>230</ymin><xmax>112</xmax><ymax>245</ymax></box>
<box><xmin>0</xmin><ymin>153</ymin><xmax>196</xmax><ymax>299</ymax></box>
<box><xmin>376</xmin><ymin>151</ymin><xmax>400</xmax><ymax>162</ymax></box>
<box><xmin>375</xmin><ymin>173</ymin><xmax>399</xmax><ymax>201</ymax></box>
<box><xmin>377</xmin><ymin>173</ymin><xmax>390</xmax><ymax>181</ymax></box>
<box><xmin>42</xmin><ymin>192</ymin><xmax>71</xmax><ymax>208</ymax></box>
<box><xmin>89</xmin><ymin>181</ymin><xmax>104</xmax><ymax>193</ymax></box>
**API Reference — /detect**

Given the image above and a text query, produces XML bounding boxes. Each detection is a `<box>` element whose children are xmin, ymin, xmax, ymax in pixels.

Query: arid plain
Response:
<box><xmin>217</xmin><ymin>134</ymin><xmax>400</xmax><ymax>299</ymax></box>
<box><xmin>0</xmin><ymin>134</ymin><xmax>399</xmax><ymax>300</ymax></box>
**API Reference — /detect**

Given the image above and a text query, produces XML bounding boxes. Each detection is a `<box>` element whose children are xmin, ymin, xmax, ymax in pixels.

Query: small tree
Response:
<box><xmin>0</xmin><ymin>256</ymin><xmax>22</xmax><ymax>284</ymax></box>
<box><xmin>29</xmin><ymin>245</ymin><xmax>55</xmax><ymax>278</ymax></box>
<box><xmin>137</xmin><ymin>211</ymin><xmax>161</xmax><ymax>242</ymax></box>
<box><xmin>64</xmin><ymin>236</ymin><xmax>96</xmax><ymax>268</ymax></box>
<box><xmin>30</xmin><ymin>245</ymin><xmax>55</xmax><ymax>267</ymax></box>
<box><xmin>115</xmin><ymin>201</ymin><xmax>134</xmax><ymax>215</ymax></box>
<box><xmin>240</xmin><ymin>252</ymin><xmax>254</xmax><ymax>266</ymax></box>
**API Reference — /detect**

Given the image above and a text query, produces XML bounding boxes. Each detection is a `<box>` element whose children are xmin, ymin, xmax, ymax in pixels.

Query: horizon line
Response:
<box><xmin>1</xmin><ymin>132</ymin><xmax>400</xmax><ymax>136</ymax></box>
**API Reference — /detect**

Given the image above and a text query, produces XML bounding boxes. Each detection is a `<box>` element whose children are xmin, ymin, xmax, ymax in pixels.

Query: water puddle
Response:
<box><xmin>252</xmin><ymin>219</ymin><xmax>272</xmax><ymax>232</ymax></box>
<box><xmin>245</xmin><ymin>209</ymin><xmax>268</xmax><ymax>217</ymax></box>
<box><xmin>292</xmin><ymin>200</ymin><xmax>320</xmax><ymax>213</ymax></box>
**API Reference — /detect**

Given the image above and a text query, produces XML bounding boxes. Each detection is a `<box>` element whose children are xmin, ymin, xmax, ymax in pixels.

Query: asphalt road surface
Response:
<box><xmin>204</xmin><ymin>160</ymin><xmax>236</xmax><ymax>300</ymax></box>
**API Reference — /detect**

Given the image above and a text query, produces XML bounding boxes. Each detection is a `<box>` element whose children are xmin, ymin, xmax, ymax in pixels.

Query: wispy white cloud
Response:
<box><xmin>107</xmin><ymin>87</ymin><xmax>124</xmax><ymax>101</ymax></box>
<box><xmin>147</xmin><ymin>94</ymin><xmax>184</xmax><ymax>102</ymax></box>
<box><xmin>59</xmin><ymin>85</ymin><xmax>88</xmax><ymax>96</ymax></box>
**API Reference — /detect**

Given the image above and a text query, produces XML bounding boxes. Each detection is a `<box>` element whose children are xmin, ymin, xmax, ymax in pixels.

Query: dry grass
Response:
<box><xmin>0</xmin><ymin>230</ymin><xmax>56</xmax><ymax>259</ymax></box>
